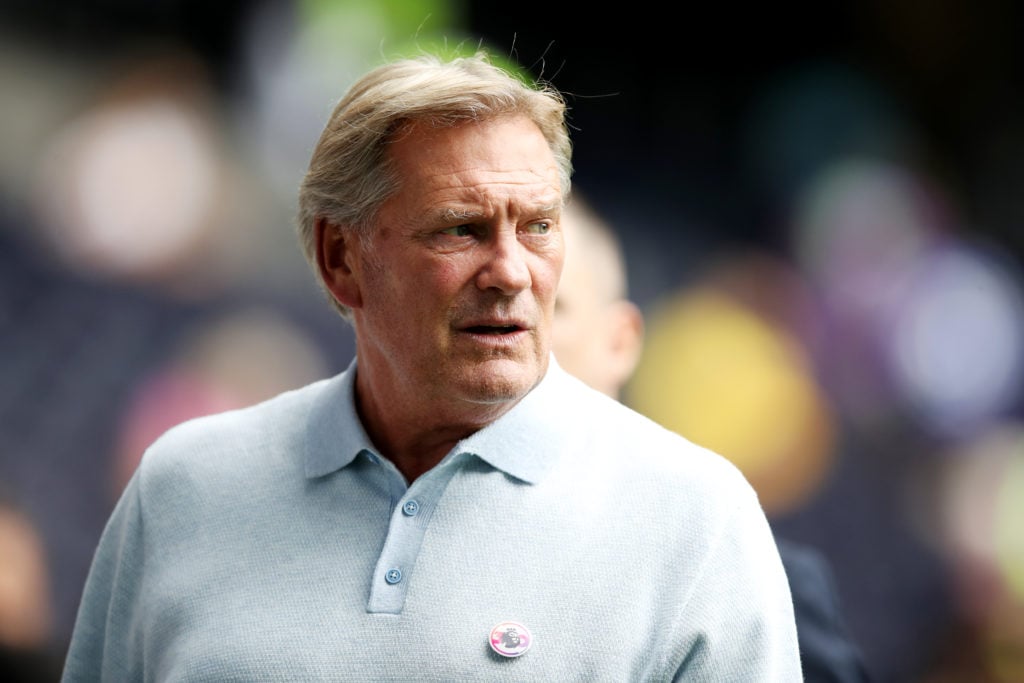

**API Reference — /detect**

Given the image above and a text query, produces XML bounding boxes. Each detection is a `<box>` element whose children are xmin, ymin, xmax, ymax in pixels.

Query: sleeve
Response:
<box><xmin>61</xmin><ymin>471</ymin><xmax>148</xmax><ymax>683</ymax></box>
<box><xmin>673</xmin><ymin>481</ymin><xmax>804</xmax><ymax>682</ymax></box>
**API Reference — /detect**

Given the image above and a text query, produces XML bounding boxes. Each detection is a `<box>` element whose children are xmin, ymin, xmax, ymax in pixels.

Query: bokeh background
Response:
<box><xmin>2</xmin><ymin>1</ymin><xmax>1023</xmax><ymax>681</ymax></box>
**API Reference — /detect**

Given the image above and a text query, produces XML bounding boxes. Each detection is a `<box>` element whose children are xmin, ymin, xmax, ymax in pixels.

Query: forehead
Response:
<box><xmin>385</xmin><ymin>114</ymin><xmax>562</xmax><ymax>210</ymax></box>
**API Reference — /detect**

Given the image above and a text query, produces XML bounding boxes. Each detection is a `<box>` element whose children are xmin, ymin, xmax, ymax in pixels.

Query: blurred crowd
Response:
<box><xmin>1</xmin><ymin>1</ymin><xmax>1023</xmax><ymax>681</ymax></box>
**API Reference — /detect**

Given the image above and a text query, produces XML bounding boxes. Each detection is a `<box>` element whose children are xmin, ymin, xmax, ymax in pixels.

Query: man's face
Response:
<box><xmin>349</xmin><ymin>114</ymin><xmax>564</xmax><ymax>409</ymax></box>
<box><xmin>551</xmin><ymin>205</ymin><xmax>644</xmax><ymax>400</ymax></box>
<box><xmin>551</xmin><ymin>234</ymin><xmax>610</xmax><ymax>391</ymax></box>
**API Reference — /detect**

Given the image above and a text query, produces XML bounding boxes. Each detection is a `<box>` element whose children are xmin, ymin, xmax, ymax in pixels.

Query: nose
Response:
<box><xmin>475</xmin><ymin>229</ymin><xmax>531</xmax><ymax>295</ymax></box>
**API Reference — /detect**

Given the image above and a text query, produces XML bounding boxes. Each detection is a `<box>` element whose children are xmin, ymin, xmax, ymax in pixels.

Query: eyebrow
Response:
<box><xmin>438</xmin><ymin>208</ymin><xmax>481</xmax><ymax>223</ymax></box>
<box><xmin>436</xmin><ymin>203</ymin><xmax>562</xmax><ymax>224</ymax></box>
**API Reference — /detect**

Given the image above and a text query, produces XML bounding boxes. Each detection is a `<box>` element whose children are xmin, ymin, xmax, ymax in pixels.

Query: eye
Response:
<box><xmin>524</xmin><ymin>221</ymin><xmax>551</xmax><ymax>235</ymax></box>
<box><xmin>440</xmin><ymin>224</ymin><xmax>474</xmax><ymax>237</ymax></box>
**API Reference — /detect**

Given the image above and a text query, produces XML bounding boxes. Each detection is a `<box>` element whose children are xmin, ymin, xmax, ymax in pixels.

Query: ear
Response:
<box><xmin>315</xmin><ymin>217</ymin><xmax>363</xmax><ymax>310</ymax></box>
<box><xmin>606</xmin><ymin>300</ymin><xmax>646</xmax><ymax>391</ymax></box>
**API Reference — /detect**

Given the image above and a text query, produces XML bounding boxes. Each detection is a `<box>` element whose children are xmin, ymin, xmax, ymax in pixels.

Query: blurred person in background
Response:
<box><xmin>61</xmin><ymin>50</ymin><xmax>801</xmax><ymax>680</ymax></box>
<box><xmin>551</xmin><ymin>191</ymin><xmax>871</xmax><ymax>683</ymax></box>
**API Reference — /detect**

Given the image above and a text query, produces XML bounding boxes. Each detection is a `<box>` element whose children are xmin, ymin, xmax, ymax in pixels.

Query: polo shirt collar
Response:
<box><xmin>304</xmin><ymin>359</ymin><xmax>373</xmax><ymax>479</ymax></box>
<box><xmin>304</xmin><ymin>356</ymin><xmax>573</xmax><ymax>484</ymax></box>
<box><xmin>454</xmin><ymin>358</ymin><xmax>571</xmax><ymax>484</ymax></box>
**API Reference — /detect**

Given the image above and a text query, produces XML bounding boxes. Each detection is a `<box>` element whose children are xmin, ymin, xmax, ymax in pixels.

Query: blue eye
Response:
<box><xmin>525</xmin><ymin>221</ymin><xmax>550</xmax><ymax>234</ymax></box>
<box><xmin>440</xmin><ymin>224</ymin><xmax>473</xmax><ymax>236</ymax></box>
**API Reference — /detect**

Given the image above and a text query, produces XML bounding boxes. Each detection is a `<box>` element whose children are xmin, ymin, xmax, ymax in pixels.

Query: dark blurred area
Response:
<box><xmin>1</xmin><ymin>1</ymin><xmax>1022</xmax><ymax>681</ymax></box>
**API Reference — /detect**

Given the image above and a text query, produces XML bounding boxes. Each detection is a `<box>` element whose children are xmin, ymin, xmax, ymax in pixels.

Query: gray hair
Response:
<box><xmin>296</xmin><ymin>50</ymin><xmax>574</xmax><ymax>318</ymax></box>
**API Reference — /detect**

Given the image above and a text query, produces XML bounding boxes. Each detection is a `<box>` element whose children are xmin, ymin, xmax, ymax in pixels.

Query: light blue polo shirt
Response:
<box><xmin>62</xmin><ymin>358</ymin><xmax>801</xmax><ymax>681</ymax></box>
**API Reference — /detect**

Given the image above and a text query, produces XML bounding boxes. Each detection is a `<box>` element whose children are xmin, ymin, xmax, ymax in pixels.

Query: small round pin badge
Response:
<box><xmin>489</xmin><ymin>621</ymin><xmax>532</xmax><ymax>657</ymax></box>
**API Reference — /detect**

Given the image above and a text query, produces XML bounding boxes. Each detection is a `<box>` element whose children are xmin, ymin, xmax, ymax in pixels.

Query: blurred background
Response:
<box><xmin>1</xmin><ymin>0</ymin><xmax>1023</xmax><ymax>681</ymax></box>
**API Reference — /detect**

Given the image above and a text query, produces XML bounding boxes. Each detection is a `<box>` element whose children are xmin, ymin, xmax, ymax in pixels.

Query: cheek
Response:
<box><xmin>535</xmin><ymin>257</ymin><xmax>564</xmax><ymax>300</ymax></box>
<box><xmin>388</xmin><ymin>257</ymin><xmax>464</xmax><ymax>303</ymax></box>
<box><xmin>432</xmin><ymin>260</ymin><xmax>470</xmax><ymax>292</ymax></box>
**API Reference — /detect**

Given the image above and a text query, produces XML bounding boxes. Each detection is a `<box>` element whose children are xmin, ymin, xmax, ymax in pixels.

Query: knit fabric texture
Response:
<box><xmin>62</xmin><ymin>358</ymin><xmax>801</xmax><ymax>681</ymax></box>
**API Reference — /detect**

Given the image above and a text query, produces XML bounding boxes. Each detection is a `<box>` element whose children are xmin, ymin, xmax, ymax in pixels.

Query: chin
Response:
<box><xmin>459</xmin><ymin>361</ymin><xmax>543</xmax><ymax>405</ymax></box>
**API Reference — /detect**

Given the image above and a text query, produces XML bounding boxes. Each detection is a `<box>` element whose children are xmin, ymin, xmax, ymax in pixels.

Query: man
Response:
<box><xmin>550</xmin><ymin>195</ymin><xmax>646</xmax><ymax>399</ymax></box>
<box><xmin>552</xmin><ymin>191</ymin><xmax>872</xmax><ymax>682</ymax></box>
<box><xmin>62</xmin><ymin>51</ymin><xmax>801</xmax><ymax>680</ymax></box>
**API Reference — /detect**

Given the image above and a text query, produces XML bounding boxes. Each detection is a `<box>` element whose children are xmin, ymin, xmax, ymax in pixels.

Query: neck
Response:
<box><xmin>353</xmin><ymin>369</ymin><xmax>514</xmax><ymax>483</ymax></box>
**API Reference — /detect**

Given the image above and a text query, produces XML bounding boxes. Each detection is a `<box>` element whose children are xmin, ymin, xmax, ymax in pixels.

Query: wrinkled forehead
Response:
<box><xmin>384</xmin><ymin>114</ymin><xmax>563</xmax><ymax>209</ymax></box>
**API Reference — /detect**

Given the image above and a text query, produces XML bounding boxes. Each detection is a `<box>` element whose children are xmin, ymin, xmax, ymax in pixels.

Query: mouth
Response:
<box><xmin>463</xmin><ymin>324</ymin><xmax>523</xmax><ymax>335</ymax></box>
<box><xmin>455</xmin><ymin>315</ymin><xmax>532</xmax><ymax>344</ymax></box>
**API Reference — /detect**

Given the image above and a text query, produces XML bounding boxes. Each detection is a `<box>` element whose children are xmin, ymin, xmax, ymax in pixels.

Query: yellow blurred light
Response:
<box><xmin>627</xmin><ymin>286</ymin><xmax>835</xmax><ymax>515</ymax></box>
<box><xmin>983</xmin><ymin>600</ymin><xmax>1024</xmax><ymax>682</ymax></box>
<box><xmin>995</xmin><ymin>449</ymin><xmax>1024</xmax><ymax>603</ymax></box>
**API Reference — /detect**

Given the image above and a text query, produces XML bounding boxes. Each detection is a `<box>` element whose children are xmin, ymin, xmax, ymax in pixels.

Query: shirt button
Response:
<box><xmin>402</xmin><ymin>500</ymin><xmax>420</xmax><ymax>516</ymax></box>
<box><xmin>385</xmin><ymin>568</ymin><xmax>402</xmax><ymax>585</ymax></box>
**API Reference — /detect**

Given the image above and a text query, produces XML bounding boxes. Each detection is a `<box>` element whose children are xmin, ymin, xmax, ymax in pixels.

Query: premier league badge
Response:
<box><xmin>489</xmin><ymin>620</ymin><xmax>532</xmax><ymax>658</ymax></box>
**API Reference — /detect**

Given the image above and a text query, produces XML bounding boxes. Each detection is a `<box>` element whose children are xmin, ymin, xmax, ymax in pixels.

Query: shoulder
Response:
<box><xmin>132</xmin><ymin>376</ymin><xmax>333</xmax><ymax>497</ymax></box>
<box><xmin>574</xmin><ymin>375</ymin><xmax>745</xmax><ymax>480</ymax></box>
<box><xmin>550</xmin><ymin>370</ymin><xmax>757</xmax><ymax>510</ymax></box>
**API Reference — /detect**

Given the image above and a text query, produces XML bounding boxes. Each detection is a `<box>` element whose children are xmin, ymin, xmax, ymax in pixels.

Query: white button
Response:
<box><xmin>489</xmin><ymin>621</ymin><xmax>532</xmax><ymax>657</ymax></box>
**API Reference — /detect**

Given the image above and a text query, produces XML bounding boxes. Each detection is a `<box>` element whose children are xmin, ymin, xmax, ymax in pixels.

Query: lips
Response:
<box><xmin>454</xmin><ymin>316</ymin><xmax>532</xmax><ymax>353</ymax></box>
<box><xmin>456</xmin><ymin>314</ymin><xmax>529</xmax><ymax>335</ymax></box>
<box><xmin>464</xmin><ymin>323</ymin><xmax>522</xmax><ymax>334</ymax></box>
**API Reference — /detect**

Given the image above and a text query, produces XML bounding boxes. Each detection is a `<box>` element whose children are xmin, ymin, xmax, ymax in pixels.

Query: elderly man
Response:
<box><xmin>62</xmin><ymin>51</ymin><xmax>801</xmax><ymax>681</ymax></box>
